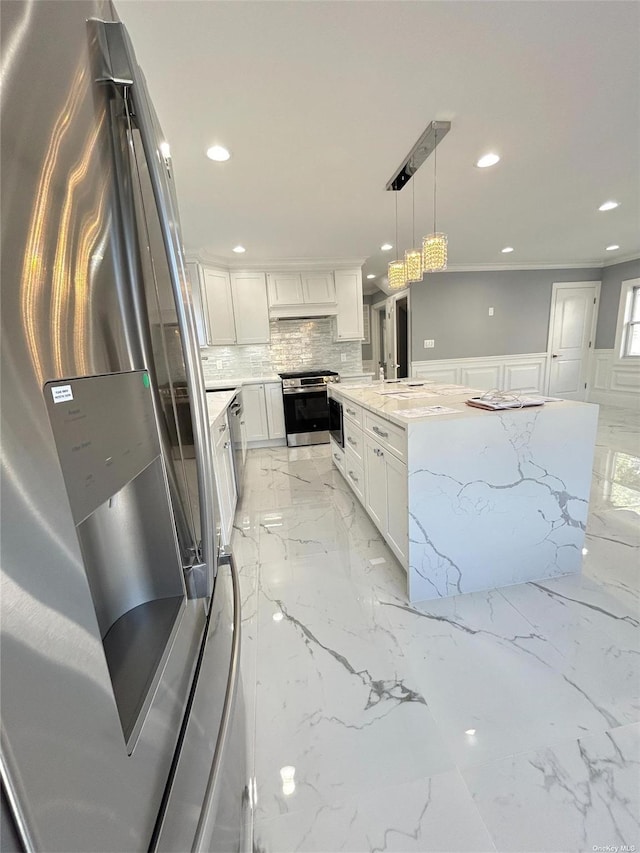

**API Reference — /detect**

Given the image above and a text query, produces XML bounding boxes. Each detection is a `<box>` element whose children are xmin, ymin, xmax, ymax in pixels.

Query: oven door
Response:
<box><xmin>282</xmin><ymin>388</ymin><xmax>330</xmax><ymax>447</ymax></box>
<box><xmin>328</xmin><ymin>396</ymin><xmax>343</xmax><ymax>447</ymax></box>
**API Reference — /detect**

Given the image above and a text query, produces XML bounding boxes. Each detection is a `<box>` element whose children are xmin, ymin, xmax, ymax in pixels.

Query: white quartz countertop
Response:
<box><xmin>330</xmin><ymin>381</ymin><xmax>594</xmax><ymax>428</ymax></box>
<box><xmin>205</xmin><ymin>389</ymin><xmax>237</xmax><ymax>427</ymax></box>
<box><xmin>204</xmin><ymin>375</ymin><xmax>280</xmax><ymax>390</ymax></box>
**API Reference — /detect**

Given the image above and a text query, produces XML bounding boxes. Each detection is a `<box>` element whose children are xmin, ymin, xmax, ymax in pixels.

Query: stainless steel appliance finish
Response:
<box><xmin>329</xmin><ymin>396</ymin><xmax>344</xmax><ymax>448</ymax></box>
<box><xmin>280</xmin><ymin>370</ymin><xmax>339</xmax><ymax>447</ymax></box>
<box><xmin>0</xmin><ymin>4</ymin><xmax>246</xmax><ymax>851</ymax></box>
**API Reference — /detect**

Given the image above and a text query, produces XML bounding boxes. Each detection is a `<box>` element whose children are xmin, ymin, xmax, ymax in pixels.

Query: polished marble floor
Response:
<box><xmin>231</xmin><ymin>405</ymin><xmax>639</xmax><ymax>853</ymax></box>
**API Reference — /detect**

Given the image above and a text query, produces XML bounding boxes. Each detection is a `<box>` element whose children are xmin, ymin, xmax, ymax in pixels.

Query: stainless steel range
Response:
<box><xmin>280</xmin><ymin>370</ymin><xmax>340</xmax><ymax>447</ymax></box>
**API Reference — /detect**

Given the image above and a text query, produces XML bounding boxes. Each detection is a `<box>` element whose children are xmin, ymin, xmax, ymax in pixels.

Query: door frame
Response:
<box><xmin>544</xmin><ymin>280</ymin><xmax>601</xmax><ymax>396</ymax></box>
<box><xmin>372</xmin><ymin>289</ymin><xmax>412</xmax><ymax>379</ymax></box>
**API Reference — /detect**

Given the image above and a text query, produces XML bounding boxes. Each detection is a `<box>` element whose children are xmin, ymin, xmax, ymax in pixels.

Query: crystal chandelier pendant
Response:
<box><xmin>404</xmin><ymin>248</ymin><xmax>423</xmax><ymax>282</ymax></box>
<box><xmin>422</xmin><ymin>233</ymin><xmax>448</xmax><ymax>272</ymax></box>
<box><xmin>388</xmin><ymin>259</ymin><xmax>406</xmax><ymax>290</ymax></box>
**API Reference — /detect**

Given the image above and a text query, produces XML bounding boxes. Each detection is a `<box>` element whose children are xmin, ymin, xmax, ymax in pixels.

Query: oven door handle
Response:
<box><xmin>282</xmin><ymin>387</ymin><xmax>329</xmax><ymax>395</ymax></box>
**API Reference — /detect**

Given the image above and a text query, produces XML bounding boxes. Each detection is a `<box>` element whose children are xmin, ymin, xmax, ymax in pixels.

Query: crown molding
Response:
<box><xmin>601</xmin><ymin>252</ymin><xmax>640</xmax><ymax>268</ymax></box>
<box><xmin>191</xmin><ymin>253</ymin><xmax>366</xmax><ymax>272</ymax></box>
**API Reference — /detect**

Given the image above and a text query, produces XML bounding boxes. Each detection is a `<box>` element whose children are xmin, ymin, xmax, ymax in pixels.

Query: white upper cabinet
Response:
<box><xmin>203</xmin><ymin>268</ymin><xmax>236</xmax><ymax>345</ymax></box>
<box><xmin>230</xmin><ymin>272</ymin><xmax>270</xmax><ymax>344</ymax></box>
<box><xmin>184</xmin><ymin>262</ymin><xmax>209</xmax><ymax>347</ymax></box>
<box><xmin>335</xmin><ymin>269</ymin><xmax>364</xmax><ymax>341</ymax></box>
<box><xmin>301</xmin><ymin>272</ymin><xmax>336</xmax><ymax>304</ymax></box>
<box><xmin>267</xmin><ymin>273</ymin><xmax>304</xmax><ymax>307</ymax></box>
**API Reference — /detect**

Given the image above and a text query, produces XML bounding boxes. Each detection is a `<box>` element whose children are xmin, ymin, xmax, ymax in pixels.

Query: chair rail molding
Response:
<box><xmin>587</xmin><ymin>349</ymin><xmax>640</xmax><ymax>408</ymax></box>
<box><xmin>411</xmin><ymin>353</ymin><xmax>548</xmax><ymax>394</ymax></box>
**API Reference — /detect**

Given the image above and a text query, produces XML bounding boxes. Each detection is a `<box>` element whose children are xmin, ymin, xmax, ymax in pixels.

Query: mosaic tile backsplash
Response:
<box><xmin>200</xmin><ymin>318</ymin><xmax>363</xmax><ymax>382</ymax></box>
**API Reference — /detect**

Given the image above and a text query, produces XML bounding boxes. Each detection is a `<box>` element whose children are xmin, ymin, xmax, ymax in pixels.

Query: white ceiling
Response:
<box><xmin>118</xmin><ymin>1</ymin><xmax>639</xmax><ymax>295</ymax></box>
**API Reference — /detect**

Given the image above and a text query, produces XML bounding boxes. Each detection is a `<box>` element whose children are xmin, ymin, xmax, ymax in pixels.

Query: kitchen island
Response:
<box><xmin>328</xmin><ymin>382</ymin><xmax>599</xmax><ymax>603</ymax></box>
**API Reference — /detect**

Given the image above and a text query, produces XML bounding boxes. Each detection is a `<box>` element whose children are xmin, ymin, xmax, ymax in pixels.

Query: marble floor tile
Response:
<box><xmin>463</xmin><ymin>723</ymin><xmax>640</xmax><ymax>853</ymax></box>
<box><xmin>253</xmin><ymin>770</ymin><xmax>497</xmax><ymax>853</ymax></box>
<box><xmin>236</xmin><ymin>406</ymin><xmax>640</xmax><ymax>852</ymax></box>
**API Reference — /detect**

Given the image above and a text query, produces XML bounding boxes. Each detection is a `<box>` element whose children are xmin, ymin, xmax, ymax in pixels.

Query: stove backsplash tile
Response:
<box><xmin>200</xmin><ymin>317</ymin><xmax>363</xmax><ymax>382</ymax></box>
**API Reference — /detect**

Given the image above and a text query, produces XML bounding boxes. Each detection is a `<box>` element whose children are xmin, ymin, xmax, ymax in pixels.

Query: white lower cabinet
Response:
<box><xmin>265</xmin><ymin>382</ymin><xmax>286</xmax><ymax>439</ymax></box>
<box><xmin>329</xmin><ymin>437</ymin><xmax>345</xmax><ymax>475</ymax></box>
<box><xmin>332</xmin><ymin>408</ymin><xmax>407</xmax><ymax>569</ymax></box>
<box><xmin>385</xmin><ymin>450</ymin><xmax>408</xmax><ymax>565</ymax></box>
<box><xmin>241</xmin><ymin>383</ymin><xmax>286</xmax><ymax>444</ymax></box>
<box><xmin>212</xmin><ymin>413</ymin><xmax>237</xmax><ymax>547</ymax></box>
<box><xmin>344</xmin><ymin>448</ymin><xmax>365</xmax><ymax>503</ymax></box>
<box><xmin>363</xmin><ymin>435</ymin><xmax>387</xmax><ymax>532</ymax></box>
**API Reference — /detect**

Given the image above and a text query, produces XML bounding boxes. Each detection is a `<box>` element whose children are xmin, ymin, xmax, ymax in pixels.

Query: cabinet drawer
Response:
<box><xmin>344</xmin><ymin>449</ymin><xmax>364</xmax><ymax>502</ymax></box>
<box><xmin>363</xmin><ymin>411</ymin><xmax>406</xmax><ymax>461</ymax></box>
<box><xmin>342</xmin><ymin>400</ymin><xmax>363</xmax><ymax>427</ymax></box>
<box><xmin>343</xmin><ymin>418</ymin><xmax>363</xmax><ymax>462</ymax></box>
<box><xmin>330</xmin><ymin>437</ymin><xmax>345</xmax><ymax>475</ymax></box>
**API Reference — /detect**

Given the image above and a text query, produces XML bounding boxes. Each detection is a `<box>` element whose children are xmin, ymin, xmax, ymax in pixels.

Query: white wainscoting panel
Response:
<box><xmin>412</xmin><ymin>353</ymin><xmax>548</xmax><ymax>393</ymax></box>
<box><xmin>588</xmin><ymin>349</ymin><xmax>640</xmax><ymax>408</ymax></box>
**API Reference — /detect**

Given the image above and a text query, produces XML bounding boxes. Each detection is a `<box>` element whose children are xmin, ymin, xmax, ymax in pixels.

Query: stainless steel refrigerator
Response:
<box><xmin>0</xmin><ymin>2</ymin><xmax>248</xmax><ymax>851</ymax></box>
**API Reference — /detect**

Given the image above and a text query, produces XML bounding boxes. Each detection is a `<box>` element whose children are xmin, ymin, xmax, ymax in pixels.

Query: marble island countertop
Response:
<box><xmin>330</xmin><ymin>381</ymin><xmax>595</xmax><ymax>428</ymax></box>
<box><xmin>205</xmin><ymin>389</ymin><xmax>237</xmax><ymax>426</ymax></box>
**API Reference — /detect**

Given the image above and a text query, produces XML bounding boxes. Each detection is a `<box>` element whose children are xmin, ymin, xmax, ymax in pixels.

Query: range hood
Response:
<box><xmin>269</xmin><ymin>303</ymin><xmax>338</xmax><ymax>320</ymax></box>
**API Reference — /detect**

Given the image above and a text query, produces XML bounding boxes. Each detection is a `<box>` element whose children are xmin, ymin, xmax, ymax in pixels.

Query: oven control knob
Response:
<box><xmin>283</xmin><ymin>379</ymin><xmax>292</xmax><ymax>387</ymax></box>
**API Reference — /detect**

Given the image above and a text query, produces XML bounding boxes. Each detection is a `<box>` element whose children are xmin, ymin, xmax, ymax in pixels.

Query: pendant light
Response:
<box><xmin>388</xmin><ymin>191</ymin><xmax>406</xmax><ymax>290</ymax></box>
<box><xmin>404</xmin><ymin>177</ymin><xmax>423</xmax><ymax>283</ymax></box>
<box><xmin>422</xmin><ymin>126</ymin><xmax>448</xmax><ymax>272</ymax></box>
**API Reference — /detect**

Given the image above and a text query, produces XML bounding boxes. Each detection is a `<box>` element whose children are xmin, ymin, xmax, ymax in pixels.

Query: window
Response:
<box><xmin>624</xmin><ymin>285</ymin><xmax>640</xmax><ymax>356</ymax></box>
<box><xmin>615</xmin><ymin>278</ymin><xmax>640</xmax><ymax>358</ymax></box>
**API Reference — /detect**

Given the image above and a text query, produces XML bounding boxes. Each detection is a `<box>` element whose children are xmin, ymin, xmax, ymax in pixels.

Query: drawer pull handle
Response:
<box><xmin>333</xmin><ymin>453</ymin><xmax>340</xmax><ymax>462</ymax></box>
<box><xmin>348</xmin><ymin>471</ymin><xmax>359</xmax><ymax>483</ymax></box>
<box><xmin>347</xmin><ymin>436</ymin><xmax>357</xmax><ymax>446</ymax></box>
<box><xmin>346</xmin><ymin>408</ymin><xmax>356</xmax><ymax>416</ymax></box>
<box><xmin>223</xmin><ymin>441</ymin><xmax>231</xmax><ymax>449</ymax></box>
<box><xmin>373</xmin><ymin>426</ymin><xmax>388</xmax><ymax>438</ymax></box>
<box><xmin>374</xmin><ymin>448</ymin><xmax>384</xmax><ymax>458</ymax></box>
<box><xmin>218</xmin><ymin>424</ymin><xmax>226</xmax><ymax>433</ymax></box>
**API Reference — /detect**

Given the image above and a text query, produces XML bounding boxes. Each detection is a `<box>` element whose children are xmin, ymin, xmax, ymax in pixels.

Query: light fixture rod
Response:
<box><xmin>385</xmin><ymin>120</ymin><xmax>451</xmax><ymax>191</ymax></box>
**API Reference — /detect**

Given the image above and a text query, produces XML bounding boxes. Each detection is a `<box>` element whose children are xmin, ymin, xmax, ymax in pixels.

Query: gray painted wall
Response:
<box><xmin>595</xmin><ymin>258</ymin><xmax>640</xmax><ymax>348</ymax></box>
<box><xmin>362</xmin><ymin>290</ymin><xmax>385</xmax><ymax>361</ymax></box>
<box><xmin>410</xmin><ymin>267</ymin><xmax>603</xmax><ymax>362</ymax></box>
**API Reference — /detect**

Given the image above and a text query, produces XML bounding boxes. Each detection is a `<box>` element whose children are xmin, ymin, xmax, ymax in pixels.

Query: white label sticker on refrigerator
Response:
<box><xmin>51</xmin><ymin>385</ymin><xmax>73</xmax><ymax>403</ymax></box>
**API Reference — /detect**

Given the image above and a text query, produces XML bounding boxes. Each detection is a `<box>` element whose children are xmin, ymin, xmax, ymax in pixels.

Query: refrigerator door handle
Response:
<box><xmin>191</xmin><ymin>549</ymin><xmax>242</xmax><ymax>853</ymax></box>
<box><xmin>94</xmin><ymin>21</ymin><xmax>217</xmax><ymax>597</ymax></box>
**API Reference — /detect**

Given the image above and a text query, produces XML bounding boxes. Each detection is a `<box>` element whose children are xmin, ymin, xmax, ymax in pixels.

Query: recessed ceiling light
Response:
<box><xmin>381</xmin><ymin>243</ymin><xmax>393</xmax><ymax>251</ymax></box>
<box><xmin>159</xmin><ymin>142</ymin><xmax>171</xmax><ymax>158</ymax></box>
<box><xmin>206</xmin><ymin>145</ymin><xmax>231</xmax><ymax>162</ymax></box>
<box><xmin>465</xmin><ymin>728</ymin><xmax>477</xmax><ymax>736</ymax></box>
<box><xmin>606</xmin><ymin>244</ymin><xmax>620</xmax><ymax>251</ymax></box>
<box><xmin>232</xmin><ymin>245</ymin><xmax>246</xmax><ymax>253</ymax></box>
<box><xmin>366</xmin><ymin>274</ymin><xmax>376</xmax><ymax>279</ymax></box>
<box><xmin>599</xmin><ymin>200</ymin><xmax>619</xmax><ymax>211</ymax></box>
<box><xmin>476</xmin><ymin>153</ymin><xmax>500</xmax><ymax>168</ymax></box>
<box><xmin>501</xmin><ymin>246</ymin><xmax>514</xmax><ymax>253</ymax></box>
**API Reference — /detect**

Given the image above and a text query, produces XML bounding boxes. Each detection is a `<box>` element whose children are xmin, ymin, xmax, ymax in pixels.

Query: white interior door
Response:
<box><xmin>547</xmin><ymin>282</ymin><xmax>599</xmax><ymax>400</ymax></box>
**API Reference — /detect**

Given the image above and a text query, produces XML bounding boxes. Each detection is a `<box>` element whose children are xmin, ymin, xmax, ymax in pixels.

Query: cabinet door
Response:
<box><xmin>364</xmin><ymin>435</ymin><xmax>387</xmax><ymax>533</ymax></box>
<box><xmin>203</xmin><ymin>268</ymin><xmax>236</xmax><ymax>345</ymax></box>
<box><xmin>231</xmin><ymin>272</ymin><xmax>270</xmax><ymax>344</ymax></box>
<box><xmin>265</xmin><ymin>383</ymin><xmax>286</xmax><ymax>439</ymax></box>
<box><xmin>335</xmin><ymin>269</ymin><xmax>364</xmax><ymax>341</ymax></box>
<box><xmin>386</xmin><ymin>452</ymin><xmax>407</xmax><ymax>566</ymax></box>
<box><xmin>241</xmin><ymin>384</ymin><xmax>269</xmax><ymax>442</ymax></box>
<box><xmin>213</xmin><ymin>416</ymin><xmax>236</xmax><ymax>547</ymax></box>
<box><xmin>302</xmin><ymin>272</ymin><xmax>335</xmax><ymax>304</ymax></box>
<box><xmin>267</xmin><ymin>273</ymin><xmax>303</xmax><ymax>306</ymax></box>
<box><xmin>185</xmin><ymin>262</ymin><xmax>210</xmax><ymax>346</ymax></box>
